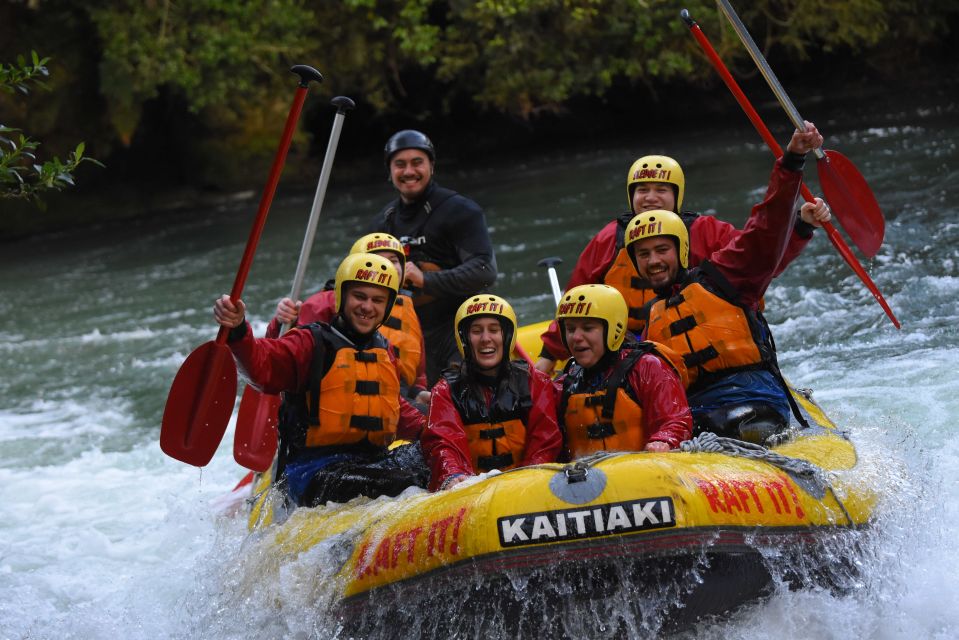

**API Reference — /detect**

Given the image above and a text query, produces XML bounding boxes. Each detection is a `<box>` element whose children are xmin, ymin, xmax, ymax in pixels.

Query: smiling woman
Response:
<box><xmin>421</xmin><ymin>294</ymin><xmax>563</xmax><ymax>491</ymax></box>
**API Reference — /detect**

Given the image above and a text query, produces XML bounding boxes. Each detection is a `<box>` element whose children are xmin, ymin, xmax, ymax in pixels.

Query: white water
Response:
<box><xmin>1</xmin><ymin>89</ymin><xmax>957</xmax><ymax>638</ymax></box>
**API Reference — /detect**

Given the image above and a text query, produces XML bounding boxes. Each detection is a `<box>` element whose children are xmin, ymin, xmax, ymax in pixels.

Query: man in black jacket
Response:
<box><xmin>370</xmin><ymin>130</ymin><xmax>497</xmax><ymax>385</ymax></box>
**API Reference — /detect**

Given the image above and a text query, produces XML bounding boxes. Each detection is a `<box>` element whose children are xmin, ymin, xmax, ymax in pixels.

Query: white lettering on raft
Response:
<box><xmin>497</xmin><ymin>497</ymin><xmax>676</xmax><ymax>548</ymax></box>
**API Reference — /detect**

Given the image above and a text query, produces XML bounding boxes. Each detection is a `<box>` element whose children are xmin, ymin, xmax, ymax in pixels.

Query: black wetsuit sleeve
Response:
<box><xmin>421</xmin><ymin>196</ymin><xmax>498</xmax><ymax>297</ymax></box>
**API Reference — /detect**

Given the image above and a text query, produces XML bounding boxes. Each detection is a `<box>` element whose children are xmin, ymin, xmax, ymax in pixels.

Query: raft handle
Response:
<box><xmin>564</xmin><ymin>461</ymin><xmax>590</xmax><ymax>484</ymax></box>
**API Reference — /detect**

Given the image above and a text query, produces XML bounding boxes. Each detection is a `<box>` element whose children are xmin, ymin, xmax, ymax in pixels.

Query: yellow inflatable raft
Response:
<box><xmin>245</xmin><ymin>380</ymin><xmax>875</xmax><ymax>635</ymax></box>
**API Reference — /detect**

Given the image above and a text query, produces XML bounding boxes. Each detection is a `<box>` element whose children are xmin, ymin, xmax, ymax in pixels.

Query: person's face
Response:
<box><xmin>389</xmin><ymin>149</ymin><xmax>433</xmax><ymax>202</ymax></box>
<box><xmin>374</xmin><ymin>250</ymin><xmax>405</xmax><ymax>282</ymax></box>
<box><xmin>563</xmin><ymin>317</ymin><xmax>607</xmax><ymax>369</ymax></box>
<box><xmin>342</xmin><ymin>283</ymin><xmax>389</xmax><ymax>334</ymax></box>
<box><xmin>630</xmin><ymin>236</ymin><xmax>680</xmax><ymax>289</ymax></box>
<box><xmin>631</xmin><ymin>182</ymin><xmax>676</xmax><ymax>214</ymax></box>
<box><xmin>467</xmin><ymin>317</ymin><xmax>504</xmax><ymax>372</ymax></box>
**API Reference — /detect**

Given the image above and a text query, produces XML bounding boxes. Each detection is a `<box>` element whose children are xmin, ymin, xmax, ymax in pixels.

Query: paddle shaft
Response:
<box><xmin>714</xmin><ymin>0</ymin><xmax>824</xmax><ymax>160</ymax></box>
<box><xmin>537</xmin><ymin>256</ymin><xmax>564</xmax><ymax>305</ymax></box>
<box><xmin>281</xmin><ymin>96</ymin><xmax>356</xmax><ymax>334</ymax></box>
<box><xmin>682</xmin><ymin>12</ymin><xmax>900</xmax><ymax>329</ymax></box>
<box><xmin>218</xmin><ymin>65</ymin><xmax>324</xmax><ymax>344</ymax></box>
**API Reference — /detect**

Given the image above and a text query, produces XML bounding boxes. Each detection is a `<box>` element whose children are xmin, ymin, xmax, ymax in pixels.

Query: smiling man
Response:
<box><xmin>555</xmin><ymin>284</ymin><xmax>692</xmax><ymax>460</ymax></box>
<box><xmin>369</xmin><ymin>130</ymin><xmax>497</xmax><ymax>386</ymax></box>
<box><xmin>625</xmin><ymin>123</ymin><xmax>828</xmax><ymax>444</ymax></box>
<box><xmin>535</xmin><ymin>152</ymin><xmax>831</xmax><ymax>375</ymax></box>
<box><xmin>421</xmin><ymin>295</ymin><xmax>562</xmax><ymax>491</ymax></box>
<box><xmin>213</xmin><ymin>253</ymin><xmax>427</xmax><ymax>508</ymax></box>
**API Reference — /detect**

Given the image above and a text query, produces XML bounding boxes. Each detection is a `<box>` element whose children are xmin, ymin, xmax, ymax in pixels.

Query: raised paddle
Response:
<box><xmin>681</xmin><ymin>10</ymin><xmax>900</xmax><ymax>330</ymax></box>
<box><xmin>233</xmin><ymin>96</ymin><xmax>356</xmax><ymax>472</ymax></box>
<box><xmin>160</xmin><ymin>65</ymin><xmax>324</xmax><ymax>467</ymax></box>
<box><xmin>715</xmin><ymin>0</ymin><xmax>885</xmax><ymax>258</ymax></box>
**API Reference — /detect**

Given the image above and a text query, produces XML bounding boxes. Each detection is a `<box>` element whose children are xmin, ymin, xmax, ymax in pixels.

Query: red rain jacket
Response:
<box><xmin>421</xmin><ymin>365</ymin><xmax>562</xmax><ymax>491</ymax></box>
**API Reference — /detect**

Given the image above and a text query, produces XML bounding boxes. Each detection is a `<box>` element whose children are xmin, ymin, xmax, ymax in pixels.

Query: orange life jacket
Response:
<box><xmin>603</xmin><ymin>246</ymin><xmax>656</xmax><ymax>335</ymax></box>
<box><xmin>564</xmin><ymin>386</ymin><xmax>645</xmax><ymax>458</ymax></box>
<box><xmin>379</xmin><ymin>294</ymin><xmax>423</xmax><ymax>387</ymax></box>
<box><xmin>562</xmin><ymin>346</ymin><xmax>673</xmax><ymax>458</ymax></box>
<box><xmin>297</xmin><ymin>327</ymin><xmax>401</xmax><ymax>449</ymax></box>
<box><xmin>464</xmin><ymin>418</ymin><xmax>527</xmax><ymax>473</ymax></box>
<box><xmin>644</xmin><ymin>262</ymin><xmax>771</xmax><ymax>390</ymax></box>
<box><xmin>443</xmin><ymin>361</ymin><xmax>532</xmax><ymax>473</ymax></box>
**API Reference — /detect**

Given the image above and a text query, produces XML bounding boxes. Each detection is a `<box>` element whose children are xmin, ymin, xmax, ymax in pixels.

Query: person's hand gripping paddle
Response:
<box><xmin>160</xmin><ymin>65</ymin><xmax>323</xmax><ymax>467</ymax></box>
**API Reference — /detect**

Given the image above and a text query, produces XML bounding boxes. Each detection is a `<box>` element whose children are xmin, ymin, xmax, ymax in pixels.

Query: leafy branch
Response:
<box><xmin>0</xmin><ymin>51</ymin><xmax>102</xmax><ymax>205</ymax></box>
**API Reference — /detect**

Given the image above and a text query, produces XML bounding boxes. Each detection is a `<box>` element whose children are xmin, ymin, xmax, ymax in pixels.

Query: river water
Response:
<box><xmin>1</xmin><ymin>85</ymin><xmax>957</xmax><ymax>638</ymax></box>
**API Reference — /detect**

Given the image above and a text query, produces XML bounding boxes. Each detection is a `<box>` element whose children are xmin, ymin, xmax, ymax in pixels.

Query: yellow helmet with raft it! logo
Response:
<box><xmin>555</xmin><ymin>284</ymin><xmax>628</xmax><ymax>352</ymax></box>
<box><xmin>333</xmin><ymin>253</ymin><xmax>400</xmax><ymax>324</ymax></box>
<box><xmin>624</xmin><ymin>209</ymin><xmax>690</xmax><ymax>269</ymax></box>
<box><xmin>626</xmin><ymin>155</ymin><xmax>685</xmax><ymax>213</ymax></box>
<box><xmin>350</xmin><ymin>232</ymin><xmax>407</xmax><ymax>277</ymax></box>
<box><xmin>454</xmin><ymin>294</ymin><xmax>518</xmax><ymax>360</ymax></box>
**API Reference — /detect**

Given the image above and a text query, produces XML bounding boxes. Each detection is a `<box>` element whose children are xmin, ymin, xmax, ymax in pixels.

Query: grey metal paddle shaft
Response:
<box><xmin>282</xmin><ymin>96</ymin><xmax>355</xmax><ymax>333</ymax></box>
<box><xmin>716</xmin><ymin>0</ymin><xmax>825</xmax><ymax>160</ymax></box>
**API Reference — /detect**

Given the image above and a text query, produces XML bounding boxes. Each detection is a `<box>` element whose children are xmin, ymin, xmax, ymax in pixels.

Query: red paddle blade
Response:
<box><xmin>160</xmin><ymin>341</ymin><xmax>238</xmax><ymax>466</ymax></box>
<box><xmin>818</xmin><ymin>149</ymin><xmax>885</xmax><ymax>258</ymax></box>
<box><xmin>233</xmin><ymin>385</ymin><xmax>280</xmax><ymax>471</ymax></box>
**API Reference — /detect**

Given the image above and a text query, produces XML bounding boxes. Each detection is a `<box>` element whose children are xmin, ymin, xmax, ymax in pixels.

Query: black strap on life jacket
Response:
<box><xmin>477</xmin><ymin>452</ymin><xmax>514</xmax><ymax>471</ymax></box>
<box><xmin>382</xmin><ymin>315</ymin><xmax>402</xmax><ymax>330</ymax></box>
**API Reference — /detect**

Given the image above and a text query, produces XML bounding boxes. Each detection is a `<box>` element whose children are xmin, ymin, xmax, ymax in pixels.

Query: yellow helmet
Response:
<box><xmin>626</xmin><ymin>155</ymin><xmax>685</xmax><ymax>213</ymax></box>
<box><xmin>349</xmin><ymin>232</ymin><xmax>406</xmax><ymax>277</ymax></box>
<box><xmin>333</xmin><ymin>253</ymin><xmax>400</xmax><ymax>325</ymax></box>
<box><xmin>556</xmin><ymin>284</ymin><xmax>628</xmax><ymax>353</ymax></box>
<box><xmin>624</xmin><ymin>209</ymin><xmax>690</xmax><ymax>269</ymax></box>
<box><xmin>453</xmin><ymin>294</ymin><xmax>518</xmax><ymax>360</ymax></box>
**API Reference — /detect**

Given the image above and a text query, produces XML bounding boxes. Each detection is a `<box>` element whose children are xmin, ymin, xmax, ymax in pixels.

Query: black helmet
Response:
<box><xmin>384</xmin><ymin>129</ymin><xmax>435</xmax><ymax>165</ymax></box>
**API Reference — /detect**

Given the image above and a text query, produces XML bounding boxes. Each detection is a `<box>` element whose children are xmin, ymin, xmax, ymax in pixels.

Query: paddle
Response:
<box><xmin>537</xmin><ymin>256</ymin><xmax>564</xmax><ymax>305</ymax></box>
<box><xmin>681</xmin><ymin>10</ymin><xmax>900</xmax><ymax>330</ymax></box>
<box><xmin>233</xmin><ymin>96</ymin><xmax>356</xmax><ymax>472</ymax></box>
<box><xmin>714</xmin><ymin>0</ymin><xmax>885</xmax><ymax>258</ymax></box>
<box><xmin>160</xmin><ymin>65</ymin><xmax>324</xmax><ymax>467</ymax></box>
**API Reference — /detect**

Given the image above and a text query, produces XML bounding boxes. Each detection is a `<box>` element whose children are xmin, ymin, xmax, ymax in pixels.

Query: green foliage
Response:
<box><xmin>72</xmin><ymin>0</ymin><xmax>959</xmax><ymax>131</ymax></box>
<box><xmin>88</xmin><ymin>0</ymin><xmax>317</xmax><ymax>142</ymax></box>
<box><xmin>0</xmin><ymin>51</ymin><xmax>102</xmax><ymax>206</ymax></box>
<box><xmin>5</xmin><ymin>0</ymin><xmax>956</xmax><ymax>197</ymax></box>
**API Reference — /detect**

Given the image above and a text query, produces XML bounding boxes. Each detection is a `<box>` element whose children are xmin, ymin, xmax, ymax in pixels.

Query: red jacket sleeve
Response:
<box><xmin>228</xmin><ymin>323</ymin><xmax>314</xmax><ymax>394</ymax></box>
<box><xmin>690</xmin><ymin>211</ymin><xmax>812</xmax><ymax>279</ymax></box>
<box><xmin>397</xmin><ymin>396</ymin><xmax>425</xmax><ymax>441</ymax></box>
<box><xmin>775</xmin><ymin>223</ymin><xmax>812</xmax><ymax>278</ymax></box>
<box><xmin>518</xmin><ymin>368</ymin><xmax>563</xmax><ymax>466</ymax></box>
<box><xmin>540</xmin><ymin>219</ymin><xmax>620</xmax><ymax>360</ymax></box>
<box><xmin>421</xmin><ymin>379</ymin><xmax>474</xmax><ymax>491</ymax></box>
<box><xmin>706</xmin><ymin>156</ymin><xmax>804</xmax><ymax>309</ymax></box>
<box><xmin>265</xmin><ymin>290</ymin><xmax>336</xmax><ymax>339</ymax></box>
<box><xmin>627</xmin><ymin>353</ymin><xmax>693</xmax><ymax>449</ymax></box>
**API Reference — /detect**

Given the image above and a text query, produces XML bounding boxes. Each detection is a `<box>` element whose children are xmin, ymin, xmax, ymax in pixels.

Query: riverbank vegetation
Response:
<box><xmin>1</xmin><ymin>0</ymin><xmax>956</xmax><ymax>239</ymax></box>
